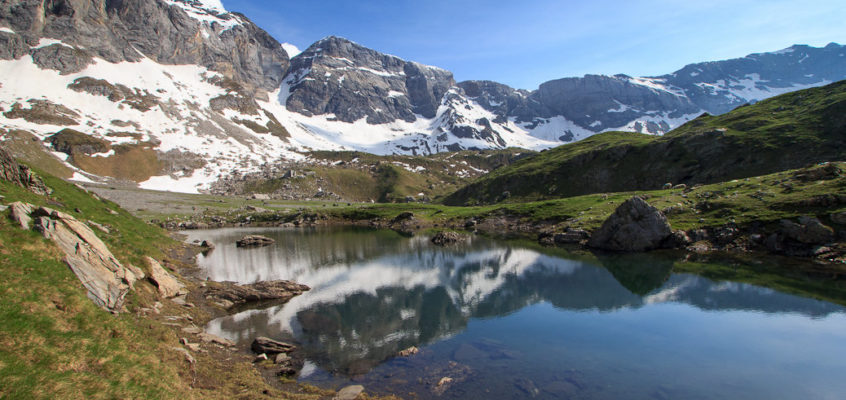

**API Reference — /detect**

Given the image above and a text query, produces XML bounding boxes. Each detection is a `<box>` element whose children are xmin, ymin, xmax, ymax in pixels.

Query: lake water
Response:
<box><xmin>182</xmin><ymin>227</ymin><xmax>846</xmax><ymax>399</ymax></box>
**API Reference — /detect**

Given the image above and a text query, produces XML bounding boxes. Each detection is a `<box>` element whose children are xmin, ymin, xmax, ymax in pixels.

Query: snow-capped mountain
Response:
<box><xmin>0</xmin><ymin>0</ymin><xmax>843</xmax><ymax>193</ymax></box>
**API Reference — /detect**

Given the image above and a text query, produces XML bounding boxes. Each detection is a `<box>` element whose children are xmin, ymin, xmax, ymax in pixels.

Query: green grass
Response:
<box><xmin>445</xmin><ymin>80</ymin><xmax>846</xmax><ymax>205</ymax></box>
<box><xmin>0</xmin><ymin>169</ymin><xmax>194</xmax><ymax>399</ymax></box>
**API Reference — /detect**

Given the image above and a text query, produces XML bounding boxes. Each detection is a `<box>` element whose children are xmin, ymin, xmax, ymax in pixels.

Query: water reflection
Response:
<box><xmin>183</xmin><ymin>227</ymin><xmax>846</xmax><ymax>398</ymax></box>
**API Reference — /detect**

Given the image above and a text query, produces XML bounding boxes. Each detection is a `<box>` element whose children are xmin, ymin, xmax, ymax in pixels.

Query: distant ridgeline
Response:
<box><xmin>444</xmin><ymin>80</ymin><xmax>846</xmax><ymax>205</ymax></box>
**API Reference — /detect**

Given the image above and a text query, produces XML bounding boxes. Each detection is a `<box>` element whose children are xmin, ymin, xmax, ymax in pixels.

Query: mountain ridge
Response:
<box><xmin>0</xmin><ymin>0</ymin><xmax>843</xmax><ymax>193</ymax></box>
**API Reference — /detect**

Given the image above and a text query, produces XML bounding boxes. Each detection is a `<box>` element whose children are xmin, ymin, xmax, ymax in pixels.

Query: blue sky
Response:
<box><xmin>221</xmin><ymin>0</ymin><xmax>846</xmax><ymax>90</ymax></box>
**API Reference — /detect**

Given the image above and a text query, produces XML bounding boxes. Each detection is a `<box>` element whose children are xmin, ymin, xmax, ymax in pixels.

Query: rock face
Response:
<box><xmin>204</xmin><ymin>280</ymin><xmax>309</xmax><ymax>308</ymax></box>
<box><xmin>588</xmin><ymin>197</ymin><xmax>672</xmax><ymax>252</ymax></box>
<box><xmin>0</xmin><ymin>0</ymin><xmax>289</xmax><ymax>91</ymax></box>
<box><xmin>145</xmin><ymin>256</ymin><xmax>186</xmax><ymax>298</ymax></box>
<box><xmin>30</xmin><ymin>206</ymin><xmax>142</xmax><ymax>311</ymax></box>
<box><xmin>0</xmin><ymin>146</ymin><xmax>51</xmax><ymax>195</ymax></box>
<box><xmin>283</xmin><ymin>36</ymin><xmax>454</xmax><ymax>124</ymax></box>
<box><xmin>235</xmin><ymin>234</ymin><xmax>275</xmax><ymax>247</ymax></box>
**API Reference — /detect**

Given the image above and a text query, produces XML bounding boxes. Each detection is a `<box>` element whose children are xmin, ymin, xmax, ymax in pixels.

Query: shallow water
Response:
<box><xmin>183</xmin><ymin>227</ymin><xmax>846</xmax><ymax>399</ymax></box>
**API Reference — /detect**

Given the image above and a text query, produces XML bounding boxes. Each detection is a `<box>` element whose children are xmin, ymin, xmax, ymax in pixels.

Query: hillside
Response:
<box><xmin>444</xmin><ymin>80</ymin><xmax>846</xmax><ymax>205</ymax></box>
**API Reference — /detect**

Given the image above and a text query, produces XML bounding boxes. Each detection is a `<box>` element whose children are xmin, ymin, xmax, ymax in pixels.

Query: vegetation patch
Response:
<box><xmin>71</xmin><ymin>144</ymin><xmax>163</xmax><ymax>182</ymax></box>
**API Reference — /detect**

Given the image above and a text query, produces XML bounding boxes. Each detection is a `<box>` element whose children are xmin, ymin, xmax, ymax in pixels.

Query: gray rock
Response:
<box><xmin>197</xmin><ymin>332</ymin><xmax>235</xmax><ymax>347</ymax></box>
<box><xmin>145</xmin><ymin>256</ymin><xmax>186</xmax><ymax>299</ymax></box>
<box><xmin>30</xmin><ymin>43</ymin><xmax>93</xmax><ymax>74</ymax></box>
<box><xmin>334</xmin><ymin>385</ymin><xmax>364</xmax><ymax>400</ymax></box>
<box><xmin>431</xmin><ymin>231</ymin><xmax>467</xmax><ymax>246</ymax></box>
<box><xmin>0</xmin><ymin>146</ymin><xmax>52</xmax><ymax>195</ymax></box>
<box><xmin>251</xmin><ymin>336</ymin><xmax>295</xmax><ymax>355</ymax></box>
<box><xmin>830</xmin><ymin>211</ymin><xmax>846</xmax><ymax>225</ymax></box>
<box><xmin>553</xmin><ymin>228</ymin><xmax>590</xmax><ymax>244</ymax></box>
<box><xmin>235</xmin><ymin>234</ymin><xmax>275</xmax><ymax>247</ymax></box>
<box><xmin>32</xmin><ymin>207</ymin><xmax>141</xmax><ymax>311</ymax></box>
<box><xmin>204</xmin><ymin>280</ymin><xmax>309</xmax><ymax>308</ymax></box>
<box><xmin>588</xmin><ymin>196</ymin><xmax>672</xmax><ymax>251</ymax></box>
<box><xmin>780</xmin><ymin>216</ymin><xmax>835</xmax><ymax>244</ymax></box>
<box><xmin>9</xmin><ymin>201</ymin><xmax>34</xmax><ymax>229</ymax></box>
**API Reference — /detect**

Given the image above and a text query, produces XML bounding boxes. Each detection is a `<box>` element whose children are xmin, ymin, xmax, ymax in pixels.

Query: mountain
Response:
<box><xmin>0</xmin><ymin>0</ymin><xmax>843</xmax><ymax>193</ymax></box>
<box><xmin>443</xmin><ymin>80</ymin><xmax>846</xmax><ymax>205</ymax></box>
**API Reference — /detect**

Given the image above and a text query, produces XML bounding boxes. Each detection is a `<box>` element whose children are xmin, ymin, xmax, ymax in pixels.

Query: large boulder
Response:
<box><xmin>236</xmin><ymin>235</ymin><xmax>275</xmax><ymax>247</ymax></box>
<box><xmin>145</xmin><ymin>257</ymin><xmax>186</xmax><ymax>299</ymax></box>
<box><xmin>588</xmin><ymin>196</ymin><xmax>672</xmax><ymax>252</ymax></box>
<box><xmin>204</xmin><ymin>280</ymin><xmax>309</xmax><ymax>308</ymax></box>
<box><xmin>32</xmin><ymin>207</ymin><xmax>141</xmax><ymax>311</ymax></box>
<box><xmin>779</xmin><ymin>216</ymin><xmax>835</xmax><ymax>244</ymax></box>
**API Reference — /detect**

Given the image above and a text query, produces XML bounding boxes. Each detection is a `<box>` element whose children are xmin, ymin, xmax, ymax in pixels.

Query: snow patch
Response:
<box><xmin>281</xmin><ymin>42</ymin><xmax>301</xmax><ymax>57</ymax></box>
<box><xmin>0</xmin><ymin>27</ymin><xmax>14</xmax><ymax>34</ymax></box>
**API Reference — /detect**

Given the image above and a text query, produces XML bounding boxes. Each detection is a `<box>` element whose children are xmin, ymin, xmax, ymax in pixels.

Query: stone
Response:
<box><xmin>171</xmin><ymin>347</ymin><xmax>195</xmax><ymax>364</ymax></box>
<box><xmin>672</xmin><ymin>184</ymin><xmax>687</xmax><ymax>190</ymax></box>
<box><xmin>32</xmin><ymin>208</ymin><xmax>140</xmax><ymax>311</ymax></box>
<box><xmin>145</xmin><ymin>257</ymin><xmax>186</xmax><ymax>298</ymax></box>
<box><xmin>334</xmin><ymin>385</ymin><xmax>365</xmax><ymax>400</ymax></box>
<box><xmin>274</xmin><ymin>353</ymin><xmax>291</xmax><ymax>364</ymax></box>
<box><xmin>204</xmin><ymin>280</ymin><xmax>309</xmax><ymax>308</ymax></box>
<box><xmin>235</xmin><ymin>235</ymin><xmax>275</xmax><ymax>247</ymax></box>
<box><xmin>251</xmin><ymin>336</ymin><xmax>295</xmax><ymax>355</ymax></box>
<box><xmin>662</xmin><ymin>183</ymin><xmax>673</xmax><ymax>189</ymax></box>
<box><xmin>181</xmin><ymin>326</ymin><xmax>203</xmax><ymax>335</ymax></box>
<box><xmin>87</xmin><ymin>221</ymin><xmax>110</xmax><ymax>234</ymax></box>
<box><xmin>431</xmin><ymin>231</ymin><xmax>467</xmax><ymax>246</ymax></box>
<box><xmin>197</xmin><ymin>332</ymin><xmax>235</xmax><ymax>347</ymax></box>
<box><xmin>9</xmin><ymin>201</ymin><xmax>33</xmax><ymax>229</ymax></box>
<box><xmin>780</xmin><ymin>217</ymin><xmax>835</xmax><ymax>244</ymax></box>
<box><xmin>253</xmin><ymin>353</ymin><xmax>268</xmax><ymax>363</ymax></box>
<box><xmin>397</xmin><ymin>346</ymin><xmax>419</xmax><ymax>357</ymax></box>
<box><xmin>588</xmin><ymin>196</ymin><xmax>673</xmax><ymax>252</ymax></box>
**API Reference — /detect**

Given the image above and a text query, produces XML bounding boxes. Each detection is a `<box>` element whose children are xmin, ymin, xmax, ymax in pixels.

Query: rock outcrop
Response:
<box><xmin>0</xmin><ymin>0</ymin><xmax>289</xmax><ymax>91</ymax></box>
<box><xmin>29</xmin><ymin>206</ymin><xmax>142</xmax><ymax>311</ymax></box>
<box><xmin>588</xmin><ymin>196</ymin><xmax>672</xmax><ymax>252</ymax></box>
<box><xmin>0</xmin><ymin>146</ymin><xmax>51</xmax><ymax>195</ymax></box>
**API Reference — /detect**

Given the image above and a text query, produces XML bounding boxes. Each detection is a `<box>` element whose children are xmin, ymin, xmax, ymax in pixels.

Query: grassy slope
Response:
<box><xmin>314</xmin><ymin>162</ymin><xmax>846</xmax><ymax>236</ymax></box>
<box><xmin>0</xmin><ymin>172</ymin><xmax>188</xmax><ymax>399</ymax></box>
<box><xmin>444</xmin><ymin>80</ymin><xmax>846</xmax><ymax>205</ymax></box>
<box><xmin>0</xmin><ymin>170</ymin><xmax>311</xmax><ymax>399</ymax></box>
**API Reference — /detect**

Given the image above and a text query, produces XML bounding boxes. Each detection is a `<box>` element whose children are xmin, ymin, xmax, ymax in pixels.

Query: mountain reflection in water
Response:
<box><xmin>183</xmin><ymin>227</ymin><xmax>846</xmax><ymax>399</ymax></box>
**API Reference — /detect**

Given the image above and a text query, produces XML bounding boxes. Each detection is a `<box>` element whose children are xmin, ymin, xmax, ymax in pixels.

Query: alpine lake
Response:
<box><xmin>181</xmin><ymin>226</ymin><xmax>846</xmax><ymax>400</ymax></box>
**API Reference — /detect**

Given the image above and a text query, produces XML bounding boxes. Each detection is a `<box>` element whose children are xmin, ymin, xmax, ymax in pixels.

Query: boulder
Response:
<box><xmin>204</xmin><ymin>280</ymin><xmax>309</xmax><ymax>308</ymax></box>
<box><xmin>236</xmin><ymin>235</ymin><xmax>275</xmax><ymax>247</ymax></box>
<box><xmin>334</xmin><ymin>385</ymin><xmax>365</xmax><ymax>400</ymax></box>
<box><xmin>251</xmin><ymin>336</ymin><xmax>295</xmax><ymax>355</ymax></box>
<box><xmin>588</xmin><ymin>196</ymin><xmax>672</xmax><ymax>252</ymax></box>
<box><xmin>431</xmin><ymin>231</ymin><xmax>467</xmax><ymax>246</ymax></box>
<box><xmin>197</xmin><ymin>332</ymin><xmax>235</xmax><ymax>347</ymax></box>
<box><xmin>145</xmin><ymin>256</ymin><xmax>186</xmax><ymax>298</ymax></box>
<box><xmin>780</xmin><ymin>216</ymin><xmax>835</xmax><ymax>244</ymax></box>
<box><xmin>32</xmin><ymin>207</ymin><xmax>140</xmax><ymax>311</ymax></box>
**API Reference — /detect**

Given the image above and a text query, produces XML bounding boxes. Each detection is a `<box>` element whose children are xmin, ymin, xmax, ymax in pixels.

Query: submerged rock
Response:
<box><xmin>334</xmin><ymin>385</ymin><xmax>365</xmax><ymax>400</ymax></box>
<box><xmin>588</xmin><ymin>196</ymin><xmax>672</xmax><ymax>252</ymax></box>
<box><xmin>235</xmin><ymin>234</ymin><xmax>275</xmax><ymax>247</ymax></box>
